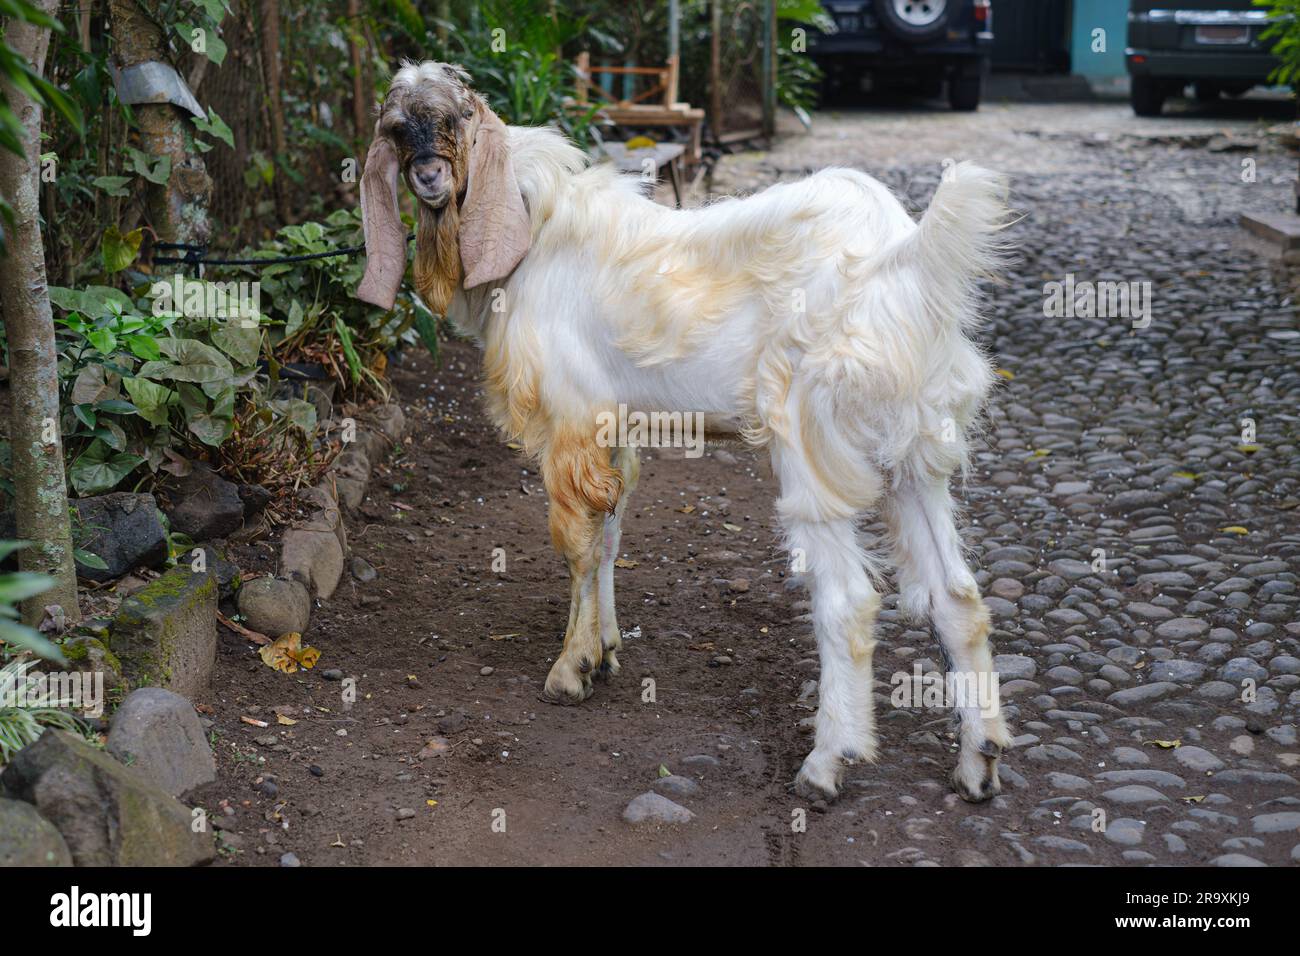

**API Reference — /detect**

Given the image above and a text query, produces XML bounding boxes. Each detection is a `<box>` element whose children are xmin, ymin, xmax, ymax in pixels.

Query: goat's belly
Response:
<box><xmin>607</xmin><ymin>355</ymin><xmax>750</xmax><ymax>420</ymax></box>
<box><xmin>598</xmin><ymin>308</ymin><xmax>759</xmax><ymax>418</ymax></box>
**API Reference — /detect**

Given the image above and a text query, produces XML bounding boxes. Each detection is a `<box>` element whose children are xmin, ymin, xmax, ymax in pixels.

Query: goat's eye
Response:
<box><xmin>462</xmin><ymin>107</ymin><xmax>473</xmax><ymax>119</ymax></box>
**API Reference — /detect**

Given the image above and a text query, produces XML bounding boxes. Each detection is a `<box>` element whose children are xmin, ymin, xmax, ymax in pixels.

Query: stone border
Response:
<box><xmin>3</xmin><ymin>403</ymin><xmax>409</xmax><ymax>867</ymax></box>
<box><xmin>236</xmin><ymin>403</ymin><xmax>406</xmax><ymax>638</ymax></box>
<box><xmin>58</xmin><ymin>401</ymin><xmax>407</xmax><ymax>697</ymax></box>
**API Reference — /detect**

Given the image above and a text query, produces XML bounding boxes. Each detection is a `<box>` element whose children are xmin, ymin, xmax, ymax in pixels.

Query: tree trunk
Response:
<box><xmin>0</xmin><ymin>0</ymin><xmax>82</xmax><ymax>627</ymax></box>
<box><xmin>259</xmin><ymin>0</ymin><xmax>290</xmax><ymax>223</ymax></box>
<box><xmin>347</xmin><ymin>0</ymin><xmax>368</xmax><ymax>146</ymax></box>
<box><xmin>436</xmin><ymin>0</ymin><xmax>450</xmax><ymax>45</ymax></box>
<box><xmin>107</xmin><ymin>0</ymin><xmax>212</xmax><ymax>246</ymax></box>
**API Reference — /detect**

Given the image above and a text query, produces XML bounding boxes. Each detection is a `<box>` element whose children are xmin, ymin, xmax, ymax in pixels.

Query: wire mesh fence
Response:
<box><xmin>709</xmin><ymin>0</ymin><xmax>772</xmax><ymax>141</ymax></box>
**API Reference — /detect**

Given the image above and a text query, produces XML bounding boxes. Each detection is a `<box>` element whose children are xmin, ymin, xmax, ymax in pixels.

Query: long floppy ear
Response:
<box><xmin>459</xmin><ymin>103</ymin><xmax>530</xmax><ymax>289</ymax></box>
<box><xmin>356</xmin><ymin>129</ymin><xmax>407</xmax><ymax>310</ymax></box>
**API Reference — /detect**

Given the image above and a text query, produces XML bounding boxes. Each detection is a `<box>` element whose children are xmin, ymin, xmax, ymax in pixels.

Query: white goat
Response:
<box><xmin>356</xmin><ymin>61</ymin><xmax>1013</xmax><ymax>802</ymax></box>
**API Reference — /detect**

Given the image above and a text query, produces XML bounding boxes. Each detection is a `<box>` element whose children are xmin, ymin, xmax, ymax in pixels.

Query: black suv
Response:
<box><xmin>1126</xmin><ymin>1</ymin><xmax>1281</xmax><ymax>116</ymax></box>
<box><xmin>808</xmin><ymin>1</ymin><xmax>995</xmax><ymax>111</ymax></box>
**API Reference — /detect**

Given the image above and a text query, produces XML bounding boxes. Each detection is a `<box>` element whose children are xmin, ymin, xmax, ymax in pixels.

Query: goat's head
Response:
<box><xmin>356</xmin><ymin>61</ymin><xmax>531</xmax><ymax>312</ymax></box>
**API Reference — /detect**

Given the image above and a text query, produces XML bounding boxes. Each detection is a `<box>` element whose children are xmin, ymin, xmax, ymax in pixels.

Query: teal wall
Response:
<box><xmin>1071</xmin><ymin>0</ymin><xmax>1129</xmax><ymax>77</ymax></box>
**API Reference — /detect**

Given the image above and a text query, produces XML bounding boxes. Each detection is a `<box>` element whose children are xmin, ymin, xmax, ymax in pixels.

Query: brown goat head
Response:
<box><xmin>356</xmin><ymin>61</ymin><xmax>531</xmax><ymax>312</ymax></box>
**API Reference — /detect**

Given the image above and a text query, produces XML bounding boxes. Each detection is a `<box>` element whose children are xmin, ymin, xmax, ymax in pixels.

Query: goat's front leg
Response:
<box><xmin>541</xmin><ymin>427</ymin><xmax>623</xmax><ymax>704</ymax></box>
<box><xmin>595</xmin><ymin>446</ymin><xmax>639</xmax><ymax>678</ymax></box>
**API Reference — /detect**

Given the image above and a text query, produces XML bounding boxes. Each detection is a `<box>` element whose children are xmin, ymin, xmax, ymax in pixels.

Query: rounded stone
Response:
<box><xmin>237</xmin><ymin>577</ymin><xmax>312</xmax><ymax>637</ymax></box>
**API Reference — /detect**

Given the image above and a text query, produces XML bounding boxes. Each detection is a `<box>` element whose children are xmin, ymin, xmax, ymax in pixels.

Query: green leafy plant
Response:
<box><xmin>224</xmin><ymin>207</ymin><xmax>438</xmax><ymax>394</ymax></box>
<box><xmin>1256</xmin><ymin>1</ymin><xmax>1300</xmax><ymax>84</ymax></box>
<box><xmin>777</xmin><ymin>0</ymin><xmax>832</xmax><ymax>116</ymax></box>
<box><xmin>423</xmin><ymin>0</ymin><xmax>599</xmax><ymax>146</ymax></box>
<box><xmin>0</xmin><ymin>660</ymin><xmax>85</xmax><ymax>763</ymax></box>
<box><xmin>47</xmin><ymin>277</ymin><xmax>316</xmax><ymax>498</ymax></box>
<box><xmin>0</xmin><ymin>542</ymin><xmax>64</xmax><ymax>664</ymax></box>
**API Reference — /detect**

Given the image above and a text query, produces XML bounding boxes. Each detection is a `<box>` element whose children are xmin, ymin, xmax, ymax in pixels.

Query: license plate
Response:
<box><xmin>1195</xmin><ymin>25</ymin><xmax>1249</xmax><ymax>45</ymax></box>
<box><xmin>837</xmin><ymin>14</ymin><xmax>862</xmax><ymax>32</ymax></box>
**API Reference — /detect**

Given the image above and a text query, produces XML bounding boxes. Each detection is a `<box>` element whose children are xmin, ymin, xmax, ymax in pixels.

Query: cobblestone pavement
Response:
<box><xmin>712</xmin><ymin>101</ymin><xmax>1300</xmax><ymax>866</ymax></box>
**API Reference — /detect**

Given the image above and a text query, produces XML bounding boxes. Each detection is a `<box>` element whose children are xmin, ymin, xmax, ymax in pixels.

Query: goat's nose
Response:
<box><xmin>414</xmin><ymin>165</ymin><xmax>443</xmax><ymax>191</ymax></box>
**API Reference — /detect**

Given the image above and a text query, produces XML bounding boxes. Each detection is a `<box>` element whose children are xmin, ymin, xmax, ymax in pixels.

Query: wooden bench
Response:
<box><xmin>573</xmin><ymin>52</ymin><xmax>705</xmax><ymax>167</ymax></box>
<box><xmin>596</xmin><ymin>141</ymin><xmax>686</xmax><ymax>208</ymax></box>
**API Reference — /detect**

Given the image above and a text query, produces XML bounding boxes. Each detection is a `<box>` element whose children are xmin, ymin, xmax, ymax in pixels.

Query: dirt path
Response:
<box><xmin>202</xmin><ymin>341</ymin><xmax>839</xmax><ymax>865</ymax></box>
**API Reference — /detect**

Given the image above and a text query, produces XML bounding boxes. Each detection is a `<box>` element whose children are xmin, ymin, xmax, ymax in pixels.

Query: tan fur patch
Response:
<box><xmin>481</xmin><ymin>314</ymin><xmax>544</xmax><ymax>450</ymax></box>
<box><xmin>848</xmin><ymin>591</ymin><xmax>881</xmax><ymax>664</ymax></box>
<box><xmin>413</xmin><ymin>202</ymin><xmax>463</xmax><ymax>315</ymax></box>
<box><xmin>543</xmin><ymin>425</ymin><xmax>624</xmax><ymax>557</ymax></box>
<box><xmin>959</xmin><ymin>596</ymin><xmax>993</xmax><ymax>652</ymax></box>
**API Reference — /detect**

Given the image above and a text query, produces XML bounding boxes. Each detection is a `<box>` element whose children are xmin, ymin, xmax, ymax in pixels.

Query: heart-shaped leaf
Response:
<box><xmin>91</xmin><ymin>175</ymin><xmax>131</xmax><ymax>197</ymax></box>
<box><xmin>70</xmin><ymin>439</ymin><xmax>144</xmax><ymax>495</ymax></box>
<box><xmin>101</xmin><ymin>225</ymin><xmax>143</xmax><ymax>273</ymax></box>
<box><xmin>139</xmin><ymin>338</ymin><xmax>233</xmax><ymax>383</ymax></box>
<box><xmin>210</xmin><ymin>323</ymin><xmax>262</xmax><ymax>367</ymax></box>
<box><xmin>123</xmin><ymin>376</ymin><xmax>177</xmax><ymax>427</ymax></box>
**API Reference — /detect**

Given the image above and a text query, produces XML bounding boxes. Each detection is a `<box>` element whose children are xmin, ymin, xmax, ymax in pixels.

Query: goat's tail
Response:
<box><xmin>903</xmin><ymin>161</ymin><xmax>1013</xmax><ymax>330</ymax></box>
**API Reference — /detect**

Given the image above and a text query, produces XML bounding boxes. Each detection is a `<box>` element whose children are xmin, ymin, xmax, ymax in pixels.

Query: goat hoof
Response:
<box><xmin>596</xmin><ymin>651</ymin><xmax>621</xmax><ymax>679</ymax></box>
<box><xmin>950</xmin><ymin>747</ymin><xmax>1002</xmax><ymax>803</ymax></box>
<box><xmin>794</xmin><ymin>752</ymin><xmax>842</xmax><ymax>803</ymax></box>
<box><xmin>542</xmin><ymin>658</ymin><xmax>594</xmax><ymax>704</ymax></box>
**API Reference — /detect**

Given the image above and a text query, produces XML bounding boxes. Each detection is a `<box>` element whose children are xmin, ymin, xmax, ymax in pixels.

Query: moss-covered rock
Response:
<box><xmin>1</xmin><ymin>731</ymin><xmax>213</xmax><ymax>866</ymax></box>
<box><xmin>0</xmin><ymin>798</ymin><xmax>72</xmax><ymax>866</ymax></box>
<box><xmin>55</xmin><ymin>625</ymin><xmax>128</xmax><ymax>701</ymax></box>
<box><xmin>110</xmin><ymin>566</ymin><xmax>217</xmax><ymax>700</ymax></box>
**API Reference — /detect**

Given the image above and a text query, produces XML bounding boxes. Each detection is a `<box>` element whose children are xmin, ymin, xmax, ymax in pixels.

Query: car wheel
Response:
<box><xmin>949</xmin><ymin>74</ymin><xmax>980</xmax><ymax>111</ymax></box>
<box><xmin>873</xmin><ymin>0</ymin><xmax>951</xmax><ymax>43</ymax></box>
<box><xmin>1130</xmin><ymin>75</ymin><xmax>1165</xmax><ymax>117</ymax></box>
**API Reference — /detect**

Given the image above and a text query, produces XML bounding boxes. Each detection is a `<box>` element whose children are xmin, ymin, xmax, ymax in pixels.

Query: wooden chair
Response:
<box><xmin>573</xmin><ymin>51</ymin><xmax>704</xmax><ymax>167</ymax></box>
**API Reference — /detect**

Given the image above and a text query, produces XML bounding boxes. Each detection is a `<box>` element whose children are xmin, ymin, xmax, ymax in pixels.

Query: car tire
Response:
<box><xmin>873</xmin><ymin>0</ymin><xmax>951</xmax><ymax>43</ymax></box>
<box><xmin>949</xmin><ymin>74</ymin><xmax>981</xmax><ymax>112</ymax></box>
<box><xmin>1130</xmin><ymin>75</ymin><xmax>1165</xmax><ymax>117</ymax></box>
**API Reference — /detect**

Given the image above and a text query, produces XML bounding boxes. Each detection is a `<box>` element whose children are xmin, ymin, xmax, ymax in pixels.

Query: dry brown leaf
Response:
<box><xmin>614</xmin><ymin>558</ymin><xmax>638</xmax><ymax>569</ymax></box>
<box><xmin>418</xmin><ymin>736</ymin><xmax>451</xmax><ymax>759</ymax></box>
<box><xmin>258</xmin><ymin>632</ymin><xmax>321</xmax><ymax>674</ymax></box>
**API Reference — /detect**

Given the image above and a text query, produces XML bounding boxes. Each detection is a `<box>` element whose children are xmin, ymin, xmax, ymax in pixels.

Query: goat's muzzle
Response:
<box><xmin>409</xmin><ymin>154</ymin><xmax>452</xmax><ymax>208</ymax></box>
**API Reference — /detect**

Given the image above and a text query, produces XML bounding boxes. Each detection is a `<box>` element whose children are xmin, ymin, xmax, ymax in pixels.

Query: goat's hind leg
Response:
<box><xmin>888</xmin><ymin>479</ymin><xmax>1010</xmax><ymax>802</ymax></box>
